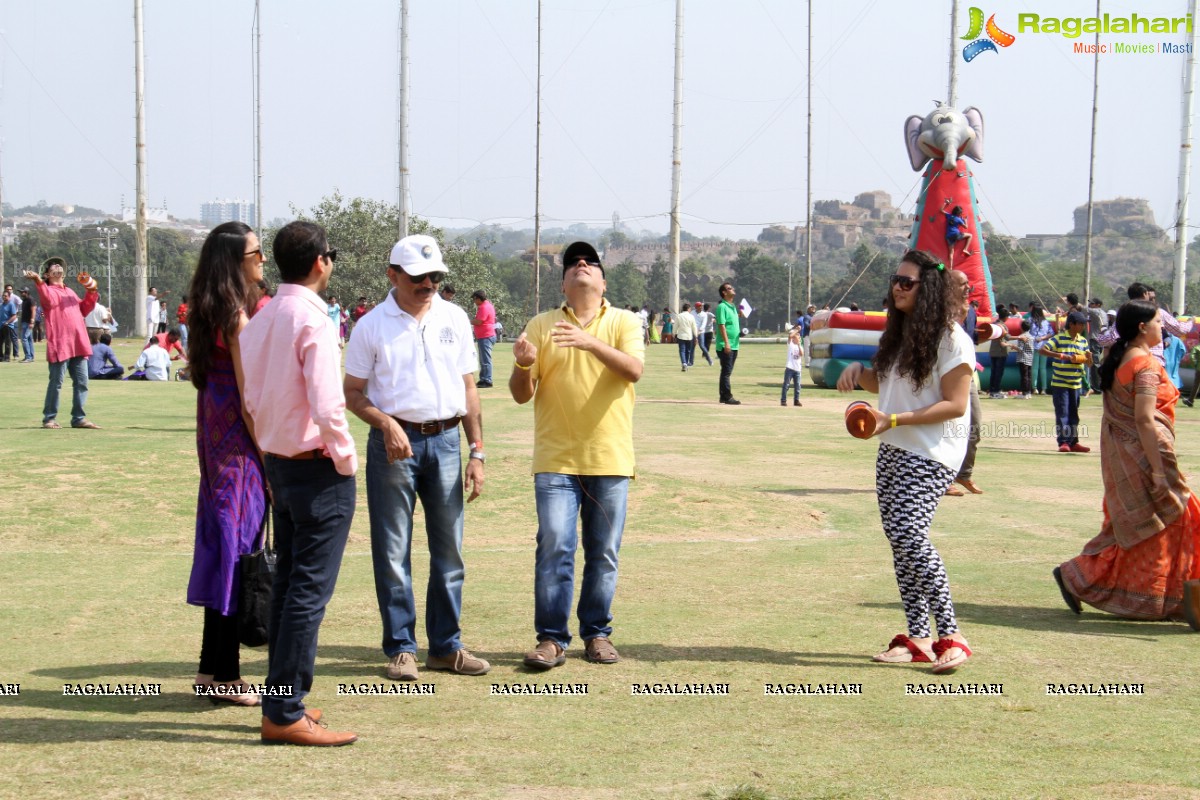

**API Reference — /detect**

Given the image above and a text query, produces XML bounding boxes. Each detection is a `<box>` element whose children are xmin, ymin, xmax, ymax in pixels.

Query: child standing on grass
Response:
<box><xmin>781</xmin><ymin>324</ymin><xmax>802</xmax><ymax>406</ymax></box>
<box><xmin>1006</xmin><ymin>318</ymin><xmax>1035</xmax><ymax>398</ymax></box>
<box><xmin>1041</xmin><ymin>311</ymin><xmax>1092</xmax><ymax>453</ymax></box>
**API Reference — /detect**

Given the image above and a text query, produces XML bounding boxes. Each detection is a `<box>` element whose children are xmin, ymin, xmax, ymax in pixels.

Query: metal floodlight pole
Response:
<box><xmin>1172</xmin><ymin>0</ymin><xmax>1198</xmax><ymax>313</ymax></box>
<box><xmin>667</xmin><ymin>0</ymin><xmax>684</xmax><ymax>318</ymax></box>
<box><xmin>398</xmin><ymin>0</ymin><xmax>410</xmax><ymax>238</ymax></box>
<box><xmin>133</xmin><ymin>0</ymin><xmax>149</xmax><ymax>338</ymax></box>
<box><xmin>97</xmin><ymin>226</ymin><xmax>119</xmax><ymax>302</ymax></box>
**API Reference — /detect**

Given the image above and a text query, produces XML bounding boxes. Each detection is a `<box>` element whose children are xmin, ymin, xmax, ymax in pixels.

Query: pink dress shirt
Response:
<box><xmin>239</xmin><ymin>283</ymin><xmax>357</xmax><ymax>476</ymax></box>
<box><xmin>37</xmin><ymin>283</ymin><xmax>97</xmax><ymax>363</ymax></box>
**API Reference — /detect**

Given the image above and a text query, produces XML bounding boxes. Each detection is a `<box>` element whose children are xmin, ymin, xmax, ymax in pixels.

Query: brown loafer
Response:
<box><xmin>523</xmin><ymin>640</ymin><xmax>566</xmax><ymax>671</ymax></box>
<box><xmin>956</xmin><ymin>478</ymin><xmax>983</xmax><ymax>495</ymax></box>
<box><xmin>944</xmin><ymin>484</ymin><xmax>965</xmax><ymax>497</ymax></box>
<box><xmin>584</xmin><ymin>636</ymin><xmax>620</xmax><ymax>664</ymax></box>
<box><xmin>261</xmin><ymin>715</ymin><xmax>356</xmax><ymax>746</ymax></box>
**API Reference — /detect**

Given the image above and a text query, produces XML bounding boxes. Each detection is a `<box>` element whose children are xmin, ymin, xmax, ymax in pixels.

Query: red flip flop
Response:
<box><xmin>872</xmin><ymin>634</ymin><xmax>934</xmax><ymax>663</ymax></box>
<box><xmin>931</xmin><ymin>638</ymin><xmax>972</xmax><ymax>674</ymax></box>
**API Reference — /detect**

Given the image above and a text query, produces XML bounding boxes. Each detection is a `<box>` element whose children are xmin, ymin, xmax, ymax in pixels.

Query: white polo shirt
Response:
<box><xmin>344</xmin><ymin>291</ymin><xmax>477</xmax><ymax>422</ymax></box>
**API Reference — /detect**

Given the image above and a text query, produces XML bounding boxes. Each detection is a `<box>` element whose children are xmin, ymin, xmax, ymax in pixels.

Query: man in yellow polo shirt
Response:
<box><xmin>509</xmin><ymin>241</ymin><xmax>645</xmax><ymax>670</ymax></box>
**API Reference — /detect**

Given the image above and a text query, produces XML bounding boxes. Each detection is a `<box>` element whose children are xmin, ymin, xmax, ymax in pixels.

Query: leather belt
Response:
<box><xmin>266</xmin><ymin>449</ymin><xmax>329</xmax><ymax>461</ymax></box>
<box><xmin>392</xmin><ymin>416</ymin><xmax>462</xmax><ymax>435</ymax></box>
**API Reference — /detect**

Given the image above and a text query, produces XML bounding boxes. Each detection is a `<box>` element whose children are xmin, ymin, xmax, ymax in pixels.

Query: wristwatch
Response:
<box><xmin>469</xmin><ymin>451</ymin><xmax>486</xmax><ymax>463</ymax></box>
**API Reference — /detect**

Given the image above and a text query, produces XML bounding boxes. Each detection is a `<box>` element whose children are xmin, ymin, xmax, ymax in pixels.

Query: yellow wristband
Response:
<box><xmin>514</xmin><ymin>360</ymin><xmax>532</xmax><ymax>371</ymax></box>
<box><xmin>890</xmin><ymin>414</ymin><xmax>898</xmax><ymax>429</ymax></box>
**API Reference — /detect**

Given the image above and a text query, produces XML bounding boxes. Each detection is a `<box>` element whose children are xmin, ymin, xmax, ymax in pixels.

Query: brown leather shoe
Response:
<box><xmin>584</xmin><ymin>636</ymin><xmax>620</xmax><ymax>664</ymax></box>
<box><xmin>944</xmin><ymin>484</ymin><xmax>965</xmax><ymax>497</ymax></box>
<box><xmin>956</xmin><ymin>478</ymin><xmax>984</xmax><ymax>495</ymax></box>
<box><xmin>305</xmin><ymin>708</ymin><xmax>322</xmax><ymax>723</ymax></box>
<box><xmin>523</xmin><ymin>640</ymin><xmax>566</xmax><ymax>671</ymax></box>
<box><xmin>261</xmin><ymin>715</ymin><xmax>357</xmax><ymax>746</ymax></box>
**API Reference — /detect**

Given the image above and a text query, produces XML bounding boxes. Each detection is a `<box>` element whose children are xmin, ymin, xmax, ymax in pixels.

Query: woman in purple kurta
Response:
<box><xmin>185</xmin><ymin>221</ymin><xmax>267</xmax><ymax>705</ymax></box>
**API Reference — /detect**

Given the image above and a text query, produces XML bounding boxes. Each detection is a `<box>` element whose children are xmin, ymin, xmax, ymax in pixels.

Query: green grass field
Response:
<box><xmin>1</xmin><ymin>337</ymin><xmax>1197</xmax><ymax>800</ymax></box>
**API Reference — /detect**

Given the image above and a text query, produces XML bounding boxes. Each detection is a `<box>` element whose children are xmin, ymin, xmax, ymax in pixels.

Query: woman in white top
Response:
<box><xmin>836</xmin><ymin>249</ymin><xmax>975</xmax><ymax>673</ymax></box>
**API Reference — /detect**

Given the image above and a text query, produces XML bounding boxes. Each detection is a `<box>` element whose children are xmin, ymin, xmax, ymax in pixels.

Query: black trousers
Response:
<box><xmin>198</xmin><ymin>607</ymin><xmax>241</xmax><ymax>682</ymax></box>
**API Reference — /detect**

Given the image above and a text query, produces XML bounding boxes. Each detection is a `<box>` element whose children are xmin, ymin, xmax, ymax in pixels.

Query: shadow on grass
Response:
<box><xmin>3</xmin><ymin>711</ymin><xmax>256</xmax><ymax>745</ymax></box>
<box><xmin>861</xmin><ymin>601</ymin><xmax>1194</xmax><ymax>640</ymax></box>
<box><xmin>617</xmin><ymin>644</ymin><xmax>877</xmax><ymax>669</ymax></box>
<box><xmin>766</xmin><ymin>488</ymin><xmax>876</xmax><ymax>496</ymax></box>
<box><xmin>1</xmin><ymin>687</ymin><xmax>260</xmax><ymax>717</ymax></box>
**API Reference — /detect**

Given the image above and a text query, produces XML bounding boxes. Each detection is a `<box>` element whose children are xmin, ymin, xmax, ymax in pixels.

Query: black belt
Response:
<box><xmin>266</xmin><ymin>449</ymin><xmax>329</xmax><ymax>461</ymax></box>
<box><xmin>392</xmin><ymin>416</ymin><xmax>462</xmax><ymax>435</ymax></box>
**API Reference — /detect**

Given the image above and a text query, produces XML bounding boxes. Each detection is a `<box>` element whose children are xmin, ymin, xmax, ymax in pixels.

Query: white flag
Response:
<box><xmin>738</xmin><ymin>298</ymin><xmax>753</xmax><ymax>318</ymax></box>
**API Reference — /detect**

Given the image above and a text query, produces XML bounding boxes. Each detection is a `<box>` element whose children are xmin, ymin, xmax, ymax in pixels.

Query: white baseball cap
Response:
<box><xmin>389</xmin><ymin>234</ymin><xmax>447</xmax><ymax>277</ymax></box>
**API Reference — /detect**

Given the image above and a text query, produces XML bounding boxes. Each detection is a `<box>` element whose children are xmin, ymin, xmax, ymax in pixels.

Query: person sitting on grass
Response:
<box><xmin>146</xmin><ymin>328</ymin><xmax>187</xmax><ymax>361</ymax></box>
<box><xmin>128</xmin><ymin>337</ymin><xmax>172</xmax><ymax>381</ymax></box>
<box><xmin>87</xmin><ymin>333</ymin><xmax>125</xmax><ymax>380</ymax></box>
<box><xmin>1040</xmin><ymin>311</ymin><xmax>1092</xmax><ymax>453</ymax></box>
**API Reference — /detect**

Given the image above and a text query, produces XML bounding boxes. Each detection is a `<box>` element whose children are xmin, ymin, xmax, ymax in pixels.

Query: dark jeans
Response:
<box><xmin>1051</xmin><ymin>387</ymin><xmax>1080</xmax><ymax>445</ymax></box>
<box><xmin>1</xmin><ymin>325</ymin><xmax>16</xmax><ymax>360</ymax></box>
<box><xmin>1018</xmin><ymin>363</ymin><xmax>1032</xmax><ymax>395</ymax></box>
<box><xmin>781</xmin><ymin>368</ymin><xmax>801</xmax><ymax>403</ymax></box>
<box><xmin>696</xmin><ymin>332</ymin><xmax>713</xmax><ymax>363</ymax></box>
<box><xmin>199</xmin><ymin>607</ymin><xmax>241</xmax><ymax>682</ymax></box>
<box><xmin>988</xmin><ymin>354</ymin><xmax>1006</xmax><ymax>394</ymax></box>
<box><xmin>717</xmin><ymin>348</ymin><xmax>738</xmax><ymax>401</ymax></box>
<box><xmin>43</xmin><ymin>357</ymin><xmax>89</xmax><ymax>425</ymax></box>
<box><xmin>262</xmin><ymin>456</ymin><xmax>355</xmax><ymax>725</ymax></box>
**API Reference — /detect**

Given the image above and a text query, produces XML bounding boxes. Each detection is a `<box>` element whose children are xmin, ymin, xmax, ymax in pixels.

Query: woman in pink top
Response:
<box><xmin>23</xmin><ymin>258</ymin><xmax>99</xmax><ymax>429</ymax></box>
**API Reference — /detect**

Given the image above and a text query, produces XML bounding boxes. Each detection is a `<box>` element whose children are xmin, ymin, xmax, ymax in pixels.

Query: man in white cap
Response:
<box><xmin>343</xmin><ymin>233</ymin><xmax>489</xmax><ymax>681</ymax></box>
<box><xmin>509</xmin><ymin>241</ymin><xmax>644</xmax><ymax>670</ymax></box>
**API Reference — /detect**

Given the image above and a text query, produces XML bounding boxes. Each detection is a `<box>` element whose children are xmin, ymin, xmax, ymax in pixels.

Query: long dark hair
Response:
<box><xmin>187</xmin><ymin>221</ymin><xmax>255</xmax><ymax>390</ymax></box>
<box><xmin>1098</xmin><ymin>299</ymin><xmax>1158</xmax><ymax>392</ymax></box>
<box><xmin>874</xmin><ymin>249</ymin><xmax>956</xmax><ymax>391</ymax></box>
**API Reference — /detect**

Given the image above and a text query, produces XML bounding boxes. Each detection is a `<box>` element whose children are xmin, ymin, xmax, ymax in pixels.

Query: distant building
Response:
<box><xmin>201</xmin><ymin>199</ymin><xmax>256</xmax><ymax>227</ymax></box>
<box><xmin>122</xmin><ymin>206</ymin><xmax>171</xmax><ymax>224</ymax></box>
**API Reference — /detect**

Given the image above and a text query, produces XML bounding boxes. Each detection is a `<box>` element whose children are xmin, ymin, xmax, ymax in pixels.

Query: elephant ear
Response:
<box><xmin>903</xmin><ymin>115</ymin><xmax>928</xmax><ymax>171</ymax></box>
<box><xmin>962</xmin><ymin>107</ymin><xmax>985</xmax><ymax>162</ymax></box>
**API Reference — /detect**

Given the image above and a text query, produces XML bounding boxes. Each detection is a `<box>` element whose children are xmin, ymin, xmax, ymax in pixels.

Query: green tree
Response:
<box><xmin>605</xmin><ymin>258</ymin><xmax>647</xmax><ymax>310</ymax></box>
<box><xmin>646</xmin><ymin>255</ymin><xmax>669</xmax><ymax>310</ymax></box>
<box><xmin>729</xmin><ymin>246</ymin><xmax>789</xmax><ymax>330</ymax></box>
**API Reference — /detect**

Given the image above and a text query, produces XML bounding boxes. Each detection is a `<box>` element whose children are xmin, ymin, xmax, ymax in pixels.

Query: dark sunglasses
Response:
<box><xmin>324</xmin><ymin>249</ymin><xmax>338</xmax><ymax>263</ymax></box>
<box><xmin>569</xmin><ymin>258</ymin><xmax>601</xmax><ymax>268</ymax></box>
<box><xmin>245</xmin><ymin>248</ymin><xmax>264</xmax><ymax>260</ymax></box>
<box><xmin>407</xmin><ymin>271</ymin><xmax>446</xmax><ymax>285</ymax></box>
<box><xmin>889</xmin><ymin>274</ymin><xmax>920</xmax><ymax>291</ymax></box>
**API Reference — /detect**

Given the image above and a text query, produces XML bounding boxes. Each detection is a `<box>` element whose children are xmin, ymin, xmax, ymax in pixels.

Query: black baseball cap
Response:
<box><xmin>562</xmin><ymin>242</ymin><xmax>604</xmax><ymax>276</ymax></box>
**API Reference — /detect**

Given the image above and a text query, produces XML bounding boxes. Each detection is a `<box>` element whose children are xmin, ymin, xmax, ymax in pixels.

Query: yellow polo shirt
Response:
<box><xmin>526</xmin><ymin>300</ymin><xmax>644</xmax><ymax>476</ymax></box>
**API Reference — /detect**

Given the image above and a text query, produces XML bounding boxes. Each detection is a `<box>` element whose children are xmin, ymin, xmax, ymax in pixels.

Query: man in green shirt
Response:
<box><xmin>715</xmin><ymin>282</ymin><xmax>741</xmax><ymax>404</ymax></box>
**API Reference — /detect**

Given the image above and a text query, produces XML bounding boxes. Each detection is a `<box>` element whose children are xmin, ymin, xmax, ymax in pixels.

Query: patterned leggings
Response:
<box><xmin>875</xmin><ymin>443</ymin><xmax>959</xmax><ymax>638</ymax></box>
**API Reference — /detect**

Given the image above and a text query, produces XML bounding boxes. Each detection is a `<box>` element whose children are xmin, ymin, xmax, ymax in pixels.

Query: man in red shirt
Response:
<box><xmin>24</xmin><ymin>258</ymin><xmax>100</xmax><ymax>429</ymax></box>
<box><xmin>471</xmin><ymin>289</ymin><xmax>497</xmax><ymax>388</ymax></box>
<box><xmin>176</xmin><ymin>296</ymin><xmax>189</xmax><ymax>351</ymax></box>
<box><xmin>145</xmin><ymin>329</ymin><xmax>188</xmax><ymax>361</ymax></box>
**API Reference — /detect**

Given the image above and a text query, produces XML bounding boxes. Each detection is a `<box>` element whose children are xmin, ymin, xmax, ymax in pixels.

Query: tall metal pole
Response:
<box><xmin>532</xmin><ymin>0</ymin><xmax>543</xmax><ymax>314</ymax></box>
<box><xmin>667</xmin><ymin>0</ymin><xmax>684</xmax><ymax>317</ymax></box>
<box><xmin>398</xmin><ymin>0</ymin><xmax>410</xmax><ymax>239</ymax></box>
<box><xmin>0</xmin><ymin>141</ymin><xmax>5</xmax><ymax>289</ymax></box>
<box><xmin>1082</xmin><ymin>0</ymin><xmax>1101</xmax><ymax>308</ymax></box>
<box><xmin>254</xmin><ymin>0</ymin><xmax>262</xmax><ymax>232</ymax></box>
<box><xmin>804</xmin><ymin>0</ymin><xmax>813</xmax><ymax>309</ymax></box>
<box><xmin>133</xmin><ymin>0</ymin><xmax>149</xmax><ymax>338</ymax></box>
<box><xmin>947</xmin><ymin>0</ymin><xmax>960</xmax><ymax>107</ymax></box>
<box><xmin>1173</xmin><ymin>0</ymin><xmax>1198</xmax><ymax>314</ymax></box>
<box><xmin>98</xmin><ymin>227</ymin><xmax>118</xmax><ymax>303</ymax></box>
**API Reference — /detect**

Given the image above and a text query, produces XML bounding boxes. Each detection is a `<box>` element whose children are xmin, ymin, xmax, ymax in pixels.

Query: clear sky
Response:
<box><xmin>1</xmin><ymin>0</ymin><xmax>1197</xmax><ymax>243</ymax></box>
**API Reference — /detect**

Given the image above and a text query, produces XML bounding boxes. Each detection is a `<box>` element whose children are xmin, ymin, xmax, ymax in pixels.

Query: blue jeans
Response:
<box><xmin>696</xmin><ymin>333</ymin><xmax>713</xmax><ymax>363</ymax></box>
<box><xmin>262</xmin><ymin>456</ymin><xmax>355</xmax><ymax>725</ymax></box>
<box><xmin>366</xmin><ymin>425</ymin><xmax>465</xmax><ymax>658</ymax></box>
<box><xmin>179</xmin><ymin>322</ymin><xmax>189</xmax><ymax>352</ymax></box>
<box><xmin>677</xmin><ymin>339</ymin><xmax>695</xmax><ymax>367</ymax></box>
<box><xmin>43</xmin><ymin>357</ymin><xmax>89</xmax><ymax>425</ymax></box>
<box><xmin>20</xmin><ymin>323</ymin><xmax>34</xmax><ymax>360</ymax></box>
<box><xmin>1051</xmin><ymin>387</ymin><xmax>1080</xmax><ymax>446</ymax></box>
<box><xmin>781</xmin><ymin>368</ymin><xmax>801</xmax><ymax>403</ymax></box>
<box><xmin>476</xmin><ymin>335</ymin><xmax>495</xmax><ymax>384</ymax></box>
<box><xmin>533</xmin><ymin>473</ymin><xmax>628</xmax><ymax>648</ymax></box>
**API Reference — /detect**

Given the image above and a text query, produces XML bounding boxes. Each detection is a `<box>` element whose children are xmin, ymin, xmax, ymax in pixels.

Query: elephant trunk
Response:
<box><xmin>939</xmin><ymin>137</ymin><xmax>962</xmax><ymax>171</ymax></box>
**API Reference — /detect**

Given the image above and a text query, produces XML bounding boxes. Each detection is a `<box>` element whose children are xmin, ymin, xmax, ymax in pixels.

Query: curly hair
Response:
<box><xmin>873</xmin><ymin>249</ymin><xmax>956</xmax><ymax>391</ymax></box>
<box><xmin>186</xmin><ymin>222</ymin><xmax>255</xmax><ymax>390</ymax></box>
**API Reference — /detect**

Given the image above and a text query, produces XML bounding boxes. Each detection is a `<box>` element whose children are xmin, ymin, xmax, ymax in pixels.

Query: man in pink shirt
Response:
<box><xmin>471</xmin><ymin>289</ymin><xmax>497</xmax><ymax>387</ymax></box>
<box><xmin>23</xmin><ymin>258</ymin><xmax>100</xmax><ymax>429</ymax></box>
<box><xmin>239</xmin><ymin>220</ymin><xmax>358</xmax><ymax>747</ymax></box>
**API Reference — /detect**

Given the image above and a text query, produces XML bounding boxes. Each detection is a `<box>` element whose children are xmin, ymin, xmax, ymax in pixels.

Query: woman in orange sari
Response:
<box><xmin>1055</xmin><ymin>299</ymin><xmax>1200</xmax><ymax>629</ymax></box>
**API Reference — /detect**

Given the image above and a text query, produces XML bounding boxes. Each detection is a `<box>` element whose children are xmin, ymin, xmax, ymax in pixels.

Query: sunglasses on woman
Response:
<box><xmin>889</xmin><ymin>274</ymin><xmax>920</xmax><ymax>291</ymax></box>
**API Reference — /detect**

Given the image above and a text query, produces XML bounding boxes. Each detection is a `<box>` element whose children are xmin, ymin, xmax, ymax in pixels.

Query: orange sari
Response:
<box><xmin>1060</xmin><ymin>355</ymin><xmax>1200</xmax><ymax>620</ymax></box>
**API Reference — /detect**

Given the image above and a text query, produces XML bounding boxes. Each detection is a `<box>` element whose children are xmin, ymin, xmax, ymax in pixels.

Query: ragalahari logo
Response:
<box><xmin>962</xmin><ymin>8</ymin><xmax>1016</xmax><ymax>61</ymax></box>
